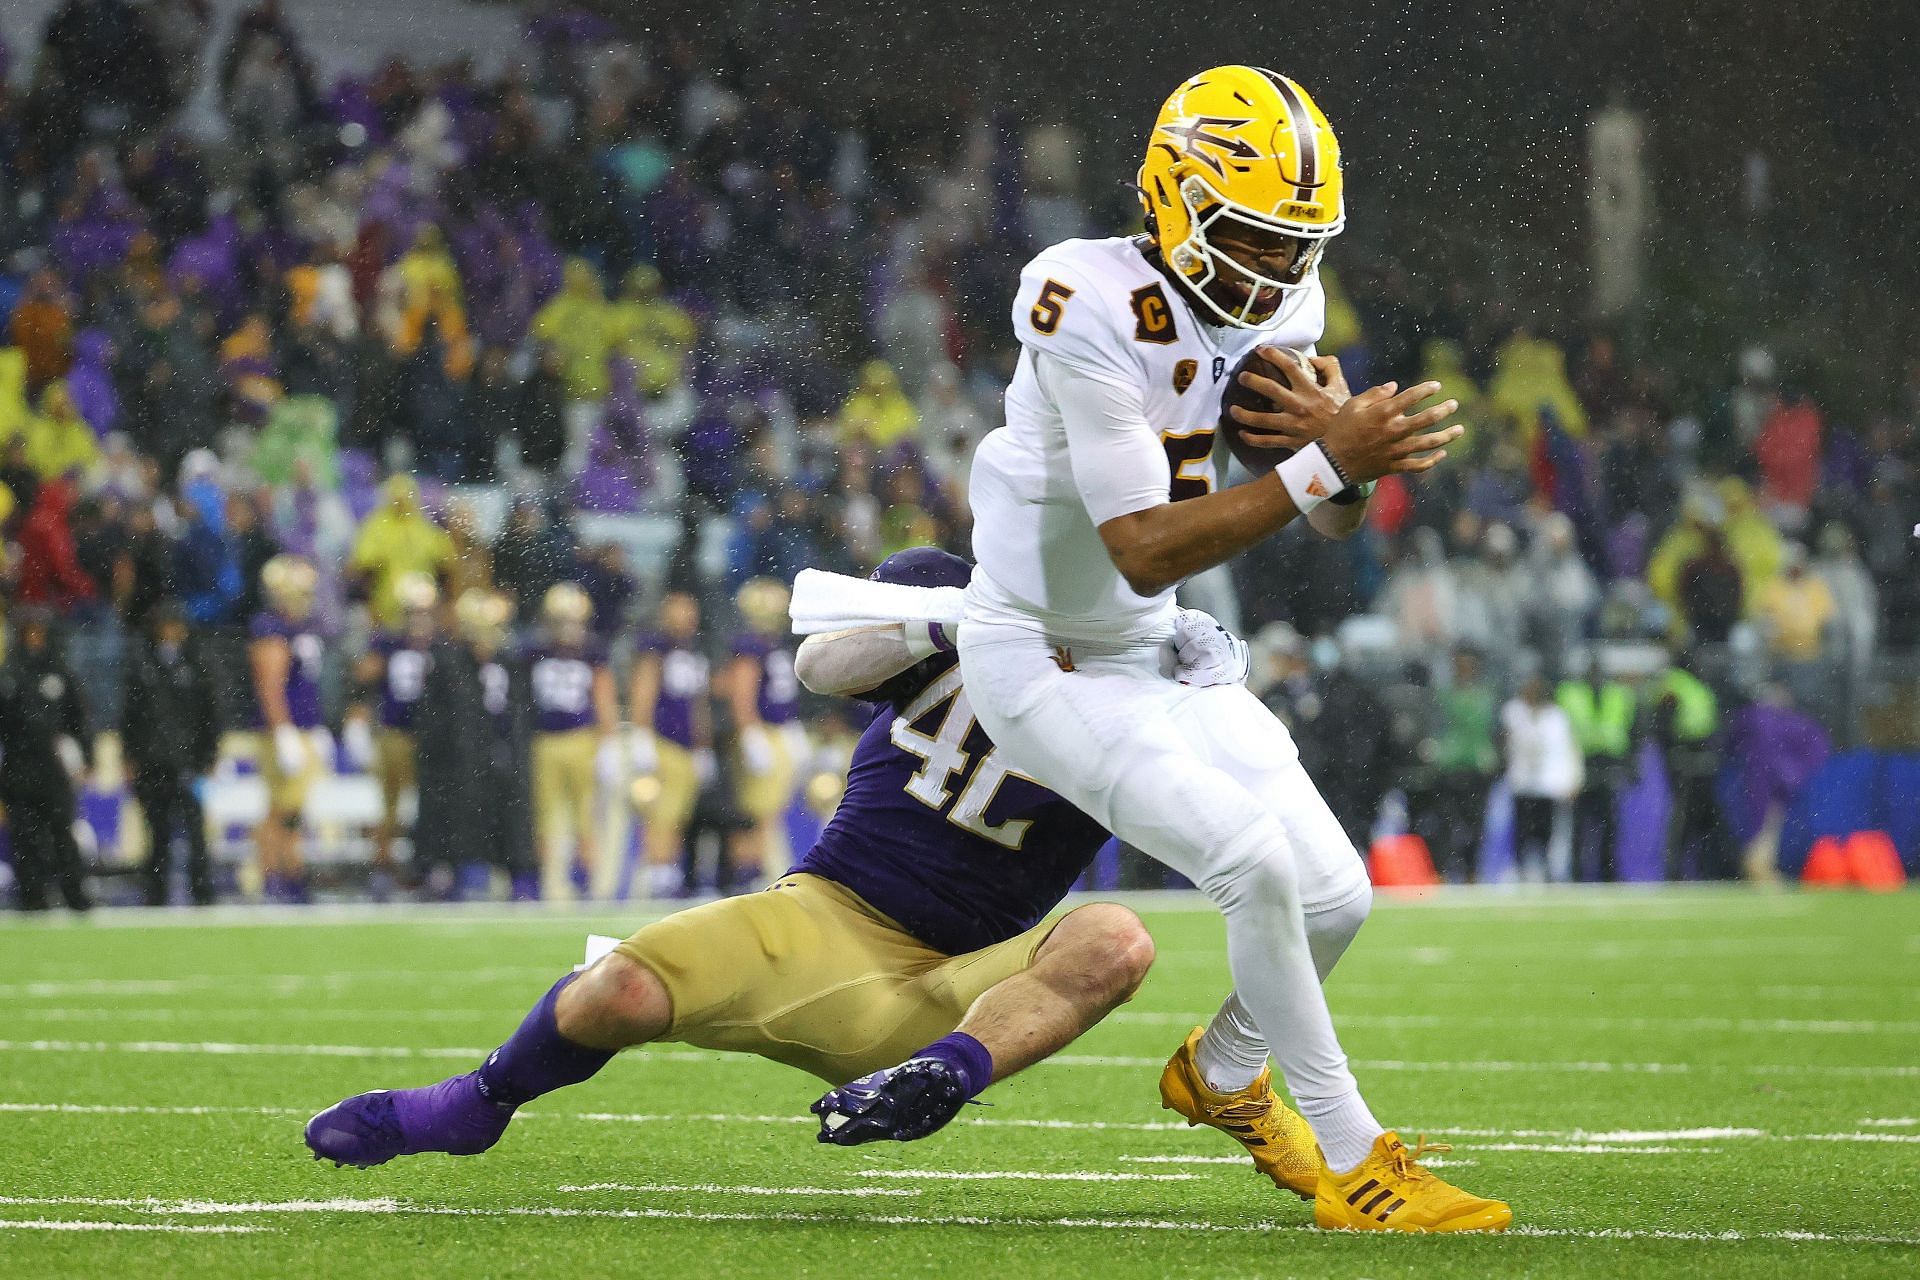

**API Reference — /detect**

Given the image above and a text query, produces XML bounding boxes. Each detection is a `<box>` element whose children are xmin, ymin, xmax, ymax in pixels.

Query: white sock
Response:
<box><xmin>1298</xmin><ymin>1089</ymin><xmax>1385</xmax><ymax>1174</ymax></box>
<box><xmin>1195</xmin><ymin>890</ymin><xmax>1374</xmax><ymax>1096</ymax></box>
<box><xmin>1195</xmin><ymin>993</ymin><xmax>1266</xmax><ymax>1093</ymax></box>
<box><xmin>646</xmin><ymin>864</ymin><xmax>683</xmax><ymax>898</ymax></box>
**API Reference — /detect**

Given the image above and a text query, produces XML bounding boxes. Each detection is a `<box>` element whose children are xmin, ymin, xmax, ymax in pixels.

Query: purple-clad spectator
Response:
<box><xmin>573</xmin><ymin>358</ymin><xmax>651</xmax><ymax>513</ymax></box>
<box><xmin>65</xmin><ymin>329</ymin><xmax>118</xmax><ymax>435</ymax></box>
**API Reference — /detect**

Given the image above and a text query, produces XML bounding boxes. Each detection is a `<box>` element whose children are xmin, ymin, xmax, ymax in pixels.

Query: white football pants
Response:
<box><xmin>958</xmin><ymin>620</ymin><xmax>1371</xmax><ymax>1120</ymax></box>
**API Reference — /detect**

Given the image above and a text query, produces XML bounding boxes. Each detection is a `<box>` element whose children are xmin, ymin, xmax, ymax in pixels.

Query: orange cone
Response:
<box><xmin>1368</xmin><ymin>834</ymin><xmax>1441</xmax><ymax>889</ymax></box>
<box><xmin>1843</xmin><ymin>830</ymin><xmax>1908</xmax><ymax>892</ymax></box>
<box><xmin>1799</xmin><ymin>835</ymin><xmax>1851</xmax><ymax>888</ymax></box>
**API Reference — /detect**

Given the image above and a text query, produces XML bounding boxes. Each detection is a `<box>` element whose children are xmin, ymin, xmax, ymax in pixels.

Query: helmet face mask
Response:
<box><xmin>1138</xmin><ymin>66</ymin><xmax>1346</xmax><ymax>329</ymax></box>
<box><xmin>1171</xmin><ymin>185</ymin><xmax>1330</xmax><ymax>326</ymax></box>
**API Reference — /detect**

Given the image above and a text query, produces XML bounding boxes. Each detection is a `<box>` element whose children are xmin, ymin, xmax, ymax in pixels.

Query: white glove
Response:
<box><xmin>628</xmin><ymin>727</ymin><xmax>659</xmax><ymax>777</ymax></box>
<box><xmin>343</xmin><ymin>718</ymin><xmax>376</xmax><ymax>770</ymax></box>
<box><xmin>739</xmin><ymin>724</ymin><xmax>775</xmax><ymax>776</ymax></box>
<box><xmin>55</xmin><ymin>736</ymin><xmax>87</xmax><ymax>782</ymax></box>
<box><xmin>274</xmin><ymin>724</ymin><xmax>308</xmax><ymax>775</ymax></box>
<box><xmin>693</xmin><ymin>748</ymin><xmax>717</xmax><ymax>786</ymax></box>
<box><xmin>595</xmin><ymin>736</ymin><xmax>627</xmax><ymax>787</ymax></box>
<box><xmin>1172</xmin><ymin>608</ymin><xmax>1251</xmax><ymax>688</ymax></box>
<box><xmin>307</xmin><ymin>727</ymin><xmax>338</xmax><ymax>770</ymax></box>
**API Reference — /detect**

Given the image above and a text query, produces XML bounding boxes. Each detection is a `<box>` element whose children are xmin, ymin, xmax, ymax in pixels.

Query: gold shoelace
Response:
<box><xmin>1387</xmin><ymin>1134</ymin><xmax>1454</xmax><ymax>1184</ymax></box>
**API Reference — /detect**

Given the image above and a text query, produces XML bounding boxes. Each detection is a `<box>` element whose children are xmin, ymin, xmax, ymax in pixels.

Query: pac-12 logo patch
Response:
<box><xmin>1172</xmin><ymin>358</ymin><xmax>1198</xmax><ymax>394</ymax></box>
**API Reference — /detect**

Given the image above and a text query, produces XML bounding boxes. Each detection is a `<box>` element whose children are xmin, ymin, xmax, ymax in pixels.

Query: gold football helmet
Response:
<box><xmin>735</xmin><ymin>577</ymin><xmax>791</xmax><ymax>635</ymax></box>
<box><xmin>1138</xmin><ymin>65</ymin><xmax>1345</xmax><ymax>327</ymax></box>
<box><xmin>455</xmin><ymin>588</ymin><xmax>514</xmax><ymax>650</ymax></box>
<box><xmin>542</xmin><ymin>581</ymin><xmax>594</xmax><ymax>633</ymax></box>
<box><xmin>261</xmin><ymin>554</ymin><xmax>319</xmax><ymax>619</ymax></box>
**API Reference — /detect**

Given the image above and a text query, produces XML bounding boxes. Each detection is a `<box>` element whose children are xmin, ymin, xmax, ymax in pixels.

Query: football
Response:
<box><xmin>1218</xmin><ymin>344</ymin><xmax>1315</xmax><ymax>474</ymax></box>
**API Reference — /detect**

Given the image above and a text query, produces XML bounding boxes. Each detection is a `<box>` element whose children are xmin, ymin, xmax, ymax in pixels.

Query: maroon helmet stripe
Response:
<box><xmin>1255</xmin><ymin>68</ymin><xmax>1319</xmax><ymax>201</ymax></box>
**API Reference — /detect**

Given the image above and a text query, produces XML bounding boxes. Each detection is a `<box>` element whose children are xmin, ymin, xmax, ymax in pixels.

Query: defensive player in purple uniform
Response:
<box><xmin>346</xmin><ymin>573</ymin><xmax>438</xmax><ymax>892</ymax></box>
<box><xmin>303</xmin><ymin>548</ymin><xmax>1243</xmax><ymax>1167</ymax></box>
<box><xmin>721</xmin><ymin>578</ymin><xmax>805</xmax><ymax>889</ymax></box>
<box><xmin>627</xmin><ymin>590</ymin><xmax>713</xmax><ymax>899</ymax></box>
<box><xmin>526</xmin><ymin>582</ymin><xmax>619</xmax><ymax>901</ymax></box>
<box><xmin>248</xmin><ymin>555</ymin><xmax>329</xmax><ymax>902</ymax></box>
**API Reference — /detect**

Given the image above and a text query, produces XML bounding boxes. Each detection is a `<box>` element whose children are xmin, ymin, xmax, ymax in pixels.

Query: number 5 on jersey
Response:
<box><xmin>1029</xmin><ymin>279</ymin><xmax>1075</xmax><ymax>335</ymax></box>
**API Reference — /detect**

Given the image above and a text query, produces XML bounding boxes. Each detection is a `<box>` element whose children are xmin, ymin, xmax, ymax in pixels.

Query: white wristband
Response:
<box><xmin>901</xmin><ymin>621</ymin><xmax>952</xmax><ymax>661</ymax></box>
<box><xmin>1276</xmin><ymin>442</ymin><xmax>1344</xmax><ymax>514</ymax></box>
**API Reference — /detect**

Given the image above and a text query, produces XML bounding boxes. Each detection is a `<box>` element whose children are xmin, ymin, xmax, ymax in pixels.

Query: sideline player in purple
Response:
<box><xmin>721</xmin><ymin>577</ymin><xmax>805</xmax><ymax>889</ymax></box>
<box><xmin>249</xmin><ymin>555</ymin><xmax>329</xmax><ymax>903</ymax></box>
<box><xmin>347</xmin><ymin>573</ymin><xmax>438</xmax><ymax>893</ymax></box>
<box><xmin>627</xmin><ymin>590</ymin><xmax>713</xmax><ymax>899</ymax></box>
<box><xmin>304</xmin><ymin>548</ymin><xmax>1245</xmax><ymax>1165</ymax></box>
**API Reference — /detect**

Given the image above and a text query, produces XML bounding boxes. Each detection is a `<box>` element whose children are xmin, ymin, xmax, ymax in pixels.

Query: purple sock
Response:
<box><xmin>474</xmin><ymin>973</ymin><xmax>617</xmax><ymax>1109</ymax></box>
<box><xmin>916</xmin><ymin>1032</ymin><xmax>994</xmax><ymax>1099</ymax></box>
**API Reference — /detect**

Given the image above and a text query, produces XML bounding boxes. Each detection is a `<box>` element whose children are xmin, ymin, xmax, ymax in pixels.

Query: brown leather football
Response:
<box><xmin>1219</xmin><ymin>345</ymin><xmax>1312</xmax><ymax>475</ymax></box>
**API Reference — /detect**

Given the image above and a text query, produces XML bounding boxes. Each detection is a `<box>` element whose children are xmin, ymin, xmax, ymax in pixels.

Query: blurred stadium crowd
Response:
<box><xmin>0</xmin><ymin>1</ymin><xmax>1916</xmax><ymax>908</ymax></box>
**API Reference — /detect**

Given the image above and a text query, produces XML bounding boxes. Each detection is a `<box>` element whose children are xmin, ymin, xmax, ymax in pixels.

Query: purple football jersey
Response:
<box><xmin>794</xmin><ymin>653</ymin><xmax>1109</xmax><ymax>956</ymax></box>
<box><xmin>637</xmin><ymin>632</ymin><xmax>709</xmax><ymax>749</ymax></box>
<box><xmin>480</xmin><ymin>658</ymin><xmax>515</xmax><ymax>734</ymax></box>
<box><xmin>249</xmin><ymin>611</ymin><xmax>325</xmax><ymax>730</ymax></box>
<box><xmin>528</xmin><ymin>641</ymin><xmax>606</xmax><ymax>733</ymax></box>
<box><xmin>369</xmin><ymin>632</ymin><xmax>433</xmax><ymax>731</ymax></box>
<box><xmin>732</xmin><ymin>632</ymin><xmax>799</xmax><ymax>726</ymax></box>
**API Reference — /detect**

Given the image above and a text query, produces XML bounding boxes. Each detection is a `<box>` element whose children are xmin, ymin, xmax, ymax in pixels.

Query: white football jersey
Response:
<box><xmin>967</xmin><ymin>236</ymin><xmax>1326</xmax><ymax>641</ymax></box>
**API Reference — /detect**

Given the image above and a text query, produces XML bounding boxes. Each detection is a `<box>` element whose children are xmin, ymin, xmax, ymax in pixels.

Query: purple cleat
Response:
<box><xmin>304</xmin><ymin>1071</ymin><xmax>513</xmax><ymax>1168</ymax></box>
<box><xmin>811</xmin><ymin>1058</ymin><xmax>972</xmax><ymax>1145</ymax></box>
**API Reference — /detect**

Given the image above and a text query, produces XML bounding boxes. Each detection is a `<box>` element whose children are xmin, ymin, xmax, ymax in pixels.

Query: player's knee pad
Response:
<box><xmin>1304</xmin><ymin>884</ymin><xmax>1372</xmax><ymax>981</ymax></box>
<box><xmin>1193</xmin><ymin>819</ymin><xmax>1303</xmax><ymax>919</ymax></box>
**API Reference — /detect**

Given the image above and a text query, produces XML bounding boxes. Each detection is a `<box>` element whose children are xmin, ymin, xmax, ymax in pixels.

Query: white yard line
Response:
<box><xmin>7</xmin><ymin>1101</ymin><xmax>1917</xmax><ymax>1148</ymax></box>
<box><xmin>854</xmin><ymin>1170</ymin><xmax>1199</xmax><ymax>1183</ymax></box>
<box><xmin>1116</xmin><ymin>1154</ymin><xmax>1481</xmax><ymax>1169</ymax></box>
<box><xmin>1859</xmin><ymin>1117</ymin><xmax>1919</xmax><ymax>1127</ymax></box>
<box><xmin>0</xmin><ymin>968</ymin><xmax>555</xmax><ymax>999</ymax></box>
<box><xmin>1109</xmin><ymin>1010</ymin><xmax>1920</xmax><ymax>1035</ymax></box>
<box><xmin>0</xmin><ymin>1218</ymin><xmax>270</xmax><ymax>1234</ymax></box>
<box><xmin>0</xmin><ymin>1195</ymin><xmax>1910</xmax><ymax>1246</ymax></box>
<box><xmin>0</xmin><ymin>884</ymin><xmax>1823</xmax><ymax>934</ymax></box>
<box><xmin>555</xmin><ymin>1183</ymin><xmax>921</xmax><ymax>1197</ymax></box>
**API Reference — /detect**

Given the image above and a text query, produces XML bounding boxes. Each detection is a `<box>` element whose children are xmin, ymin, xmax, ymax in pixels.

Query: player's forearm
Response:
<box><xmin>1099</xmin><ymin>472</ymin><xmax>1302</xmax><ymax>597</ymax></box>
<box><xmin>795</xmin><ymin>625</ymin><xmax>924</xmax><ymax>697</ymax></box>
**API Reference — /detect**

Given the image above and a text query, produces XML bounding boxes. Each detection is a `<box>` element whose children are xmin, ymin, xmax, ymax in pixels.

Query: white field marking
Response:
<box><xmin>555</xmin><ymin>1183</ymin><xmax>921</xmax><ymax>1198</ymax></box>
<box><xmin>0</xmin><ymin>1195</ymin><xmax>1914</xmax><ymax>1246</ymax></box>
<box><xmin>854</xmin><ymin>1170</ymin><xmax>1200</xmax><ymax>1183</ymax></box>
<box><xmin>0</xmin><ymin>1102</ymin><xmax>308</xmax><ymax>1117</ymax></box>
<box><xmin>10</xmin><ymin>1101</ymin><xmax>1920</xmax><ymax>1149</ymax></box>
<box><xmin>1428</xmin><ymin>1127</ymin><xmax>1761</xmax><ymax>1142</ymax></box>
<box><xmin>0</xmin><ymin>967</ymin><xmax>556</xmax><ymax>999</ymax></box>
<box><xmin>0</xmin><ymin>1007</ymin><xmax>508</xmax><ymax>1025</ymax></box>
<box><xmin>1860</xmin><ymin>1117</ymin><xmax>1919</xmax><ymax>1127</ymax></box>
<box><xmin>0</xmin><ymin>883</ymin><xmax>1821</xmax><ymax>933</ymax></box>
<box><xmin>1109</xmin><ymin>1010</ymin><xmax>1920</xmax><ymax>1035</ymax></box>
<box><xmin>1464</xmin><ymin>1143</ymin><xmax>1713</xmax><ymax>1155</ymax></box>
<box><xmin>0</xmin><ymin>1218</ymin><xmax>270</xmax><ymax>1234</ymax></box>
<box><xmin>1116</xmin><ymin>1153</ymin><xmax>1485</xmax><ymax>1170</ymax></box>
<box><xmin>1149</xmin><ymin>936</ymin><xmax>1853</xmax><ymax>968</ymax></box>
<box><xmin>1314</xmin><ymin>980</ymin><xmax>1919</xmax><ymax>1004</ymax></box>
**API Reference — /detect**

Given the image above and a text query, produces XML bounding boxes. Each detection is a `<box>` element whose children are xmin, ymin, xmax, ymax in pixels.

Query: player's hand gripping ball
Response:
<box><xmin>1218</xmin><ymin>345</ymin><xmax>1316</xmax><ymax>474</ymax></box>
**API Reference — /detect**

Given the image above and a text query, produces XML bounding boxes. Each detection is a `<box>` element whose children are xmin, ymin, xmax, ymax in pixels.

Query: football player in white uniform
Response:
<box><xmin>956</xmin><ymin>65</ymin><xmax>1510</xmax><ymax>1233</ymax></box>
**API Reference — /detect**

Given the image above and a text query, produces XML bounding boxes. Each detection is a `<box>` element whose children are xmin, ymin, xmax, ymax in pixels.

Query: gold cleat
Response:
<box><xmin>1159</xmin><ymin>1026</ymin><xmax>1322</xmax><ymax>1198</ymax></box>
<box><xmin>1315</xmin><ymin>1131</ymin><xmax>1513</xmax><ymax>1233</ymax></box>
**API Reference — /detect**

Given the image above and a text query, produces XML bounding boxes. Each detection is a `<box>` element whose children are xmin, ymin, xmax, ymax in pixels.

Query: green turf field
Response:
<box><xmin>0</xmin><ymin>887</ymin><xmax>1914</xmax><ymax>1278</ymax></box>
